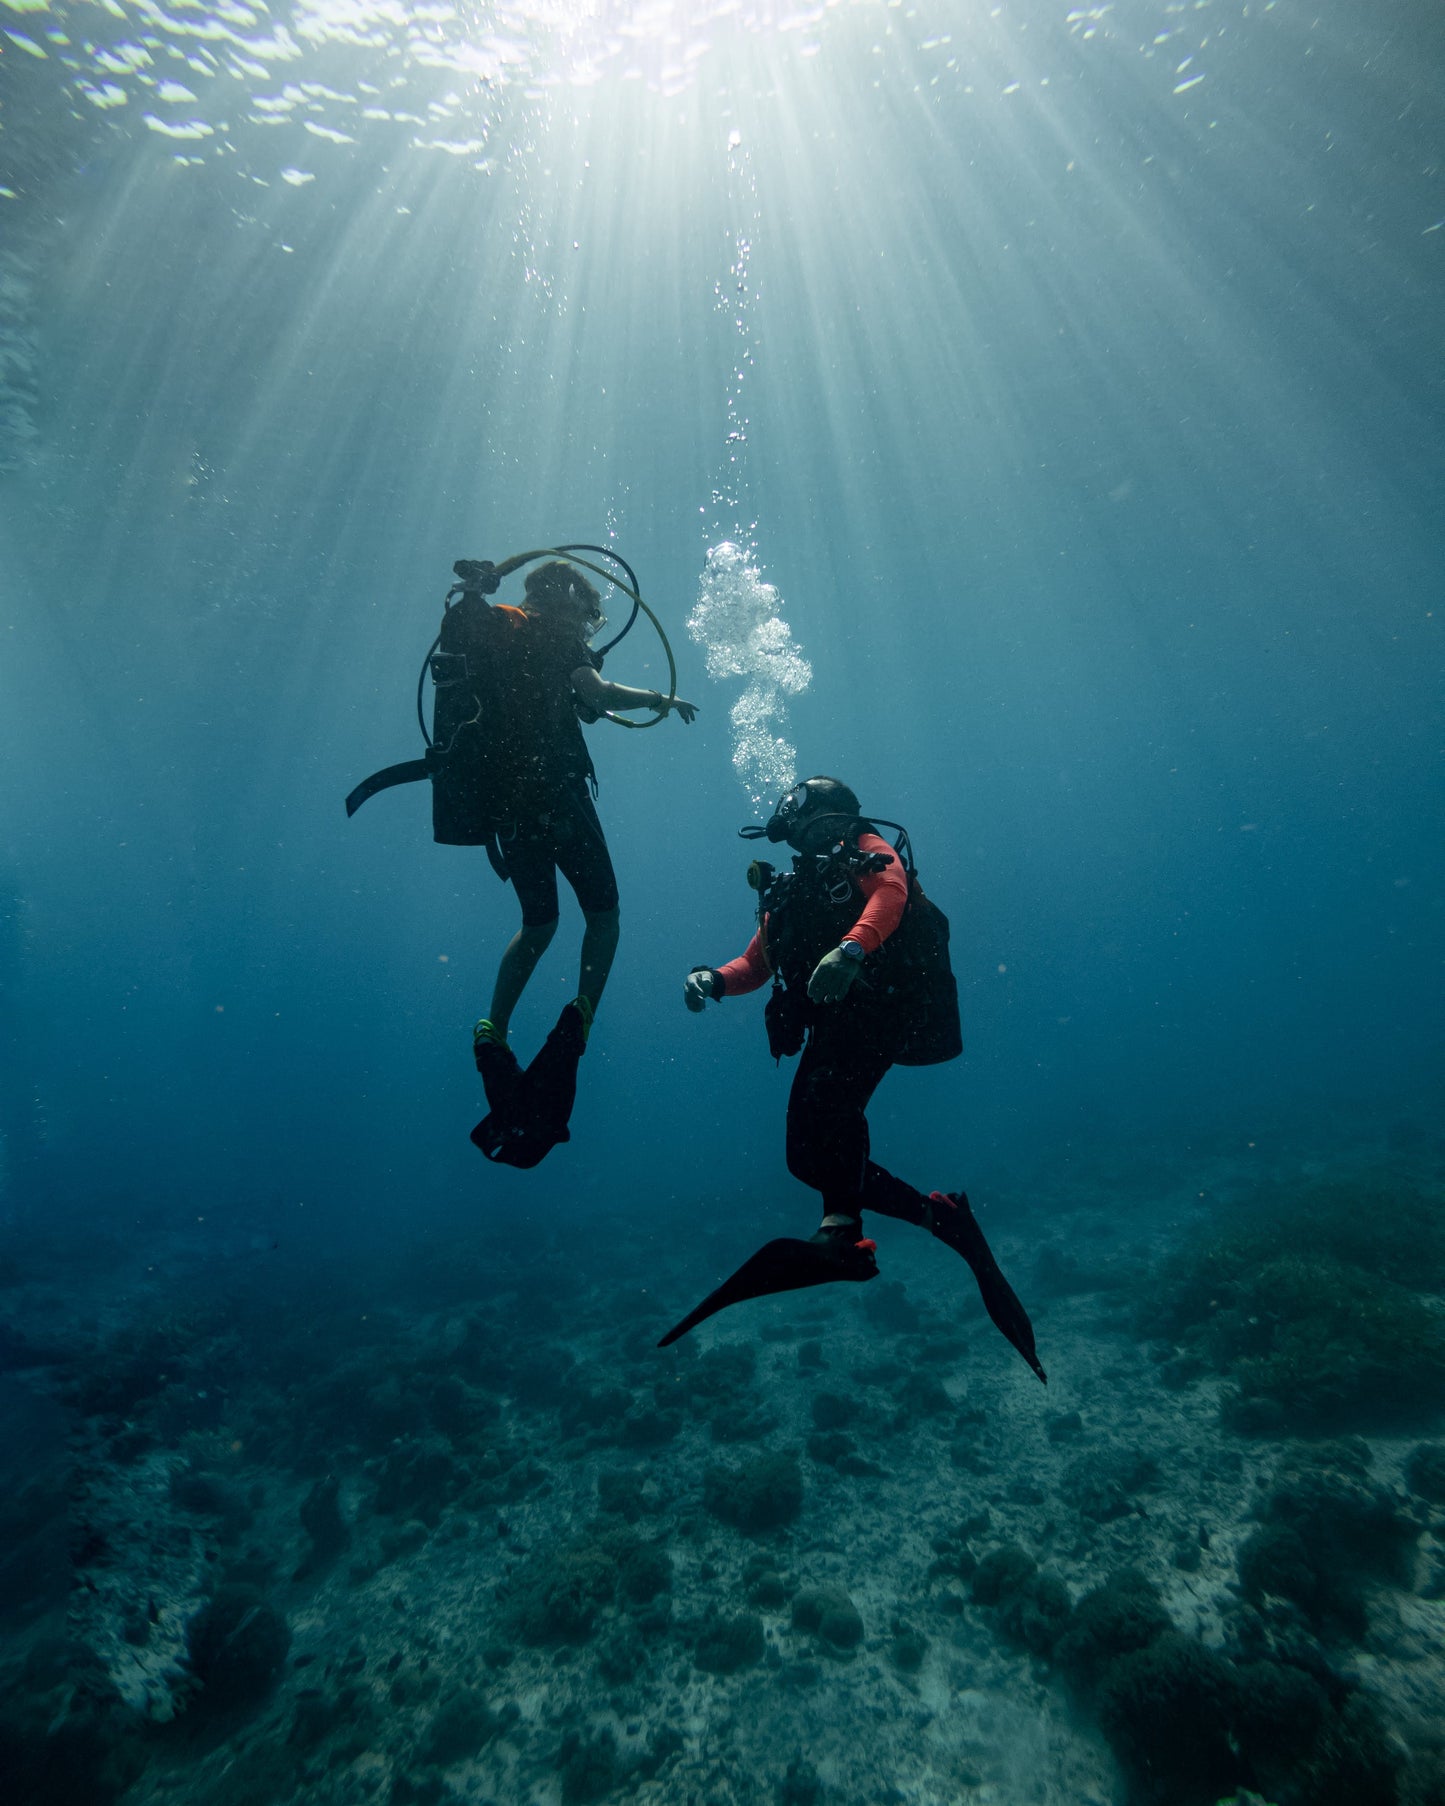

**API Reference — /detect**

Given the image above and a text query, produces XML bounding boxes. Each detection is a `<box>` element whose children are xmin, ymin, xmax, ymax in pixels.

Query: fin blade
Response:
<box><xmin>658</xmin><ymin>1236</ymin><xmax>877</xmax><ymax>1348</ymax></box>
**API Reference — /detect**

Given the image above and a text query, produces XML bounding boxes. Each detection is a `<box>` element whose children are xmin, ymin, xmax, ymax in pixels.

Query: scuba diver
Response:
<box><xmin>347</xmin><ymin>549</ymin><xmax>696</xmax><ymax>1167</ymax></box>
<box><xmin>663</xmin><ymin>776</ymin><xmax>1045</xmax><ymax>1381</ymax></box>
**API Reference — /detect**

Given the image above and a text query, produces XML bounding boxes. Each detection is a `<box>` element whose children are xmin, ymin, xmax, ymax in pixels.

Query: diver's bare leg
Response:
<box><xmin>488</xmin><ymin>919</ymin><xmax>558</xmax><ymax>1037</ymax></box>
<box><xmin>578</xmin><ymin>907</ymin><xmax>620</xmax><ymax>1016</ymax></box>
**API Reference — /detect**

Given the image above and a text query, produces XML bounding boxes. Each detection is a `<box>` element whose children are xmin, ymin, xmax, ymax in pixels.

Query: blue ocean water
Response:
<box><xmin>1</xmin><ymin>4</ymin><xmax>1443</xmax><ymax>1803</ymax></box>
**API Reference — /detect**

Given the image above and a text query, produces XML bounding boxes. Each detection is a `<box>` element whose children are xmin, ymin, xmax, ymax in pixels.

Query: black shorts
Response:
<box><xmin>500</xmin><ymin>790</ymin><xmax>620</xmax><ymax>927</ymax></box>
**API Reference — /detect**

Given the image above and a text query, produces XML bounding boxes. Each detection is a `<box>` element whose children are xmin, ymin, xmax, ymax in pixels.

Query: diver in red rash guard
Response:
<box><xmin>659</xmin><ymin>775</ymin><xmax>1045</xmax><ymax>1382</ymax></box>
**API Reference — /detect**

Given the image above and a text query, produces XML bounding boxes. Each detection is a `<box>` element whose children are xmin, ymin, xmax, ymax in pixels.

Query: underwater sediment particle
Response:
<box><xmin>703</xmin><ymin>1449</ymin><xmax>803</xmax><ymax>1533</ymax></box>
<box><xmin>185</xmin><ymin>1585</ymin><xmax>291</xmax><ymax>1708</ymax></box>
<box><xmin>695</xmin><ymin>1609</ymin><xmax>765</xmax><ymax>1673</ymax></box>
<box><xmin>790</xmin><ymin>1584</ymin><xmax>864</xmax><ymax>1650</ymax></box>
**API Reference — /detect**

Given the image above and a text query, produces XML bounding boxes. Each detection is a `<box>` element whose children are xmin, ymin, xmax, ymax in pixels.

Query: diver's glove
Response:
<box><xmin>807</xmin><ymin>943</ymin><xmax>865</xmax><ymax>1004</ymax></box>
<box><xmin>684</xmin><ymin>967</ymin><xmax>723</xmax><ymax>1012</ymax></box>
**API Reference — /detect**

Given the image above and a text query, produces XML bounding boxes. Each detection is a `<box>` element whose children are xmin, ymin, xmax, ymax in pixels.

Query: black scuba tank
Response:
<box><xmin>887</xmin><ymin>878</ymin><xmax>962</xmax><ymax>1067</ymax></box>
<box><xmin>428</xmin><ymin>593</ymin><xmax>502</xmax><ymax>847</ymax></box>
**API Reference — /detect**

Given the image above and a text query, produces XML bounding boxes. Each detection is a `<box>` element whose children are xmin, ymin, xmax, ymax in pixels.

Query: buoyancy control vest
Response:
<box><xmin>347</xmin><ymin>545</ymin><xmax>678</xmax><ymax>863</ymax></box>
<box><xmin>345</xmin><ymin>592</ymin><xmax>600</xmax><ymax>861</ymax></box>
<box><xmin>428</xmin><ymin>598</ymin><xmax>600</xmax><ymax>847</ymax></box>
<box><xmin>753</xmin><ymin>823</ymin><xmax>963</xmax><ymax>1067</ymax></box>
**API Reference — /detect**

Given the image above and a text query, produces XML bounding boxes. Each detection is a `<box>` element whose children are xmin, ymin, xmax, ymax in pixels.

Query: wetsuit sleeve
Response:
<box><xmin>714</xmin><ymin>930</ymin><xmax>771</xmax><ymax>997</ymax></box>
<box><xmin>845</xmin><ymin>833</ymin><xmax>910</xmax><ymax>955</ymax></box>
<box><xmin>569</xmin><ymin>646</ymin><xmax>606</xmax><ymax>723</ymax></box>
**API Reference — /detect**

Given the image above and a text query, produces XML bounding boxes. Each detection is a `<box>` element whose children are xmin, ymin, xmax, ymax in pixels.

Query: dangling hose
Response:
<box><xmin>415</xmin><ymin>544</ymin><xmax>676</xmax><ymax>749</ymax></box>
<box><xmin>488</xmin><ymin>545</ymin><xmax>677</xmax><ymax>729</ymax></box>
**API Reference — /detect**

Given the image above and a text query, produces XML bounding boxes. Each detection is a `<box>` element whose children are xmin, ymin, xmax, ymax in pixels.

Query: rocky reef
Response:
<box><xmin>0</xmin><ymin>1133</ymin><xmax>1442</xmax><ymax>1805</ymax></box>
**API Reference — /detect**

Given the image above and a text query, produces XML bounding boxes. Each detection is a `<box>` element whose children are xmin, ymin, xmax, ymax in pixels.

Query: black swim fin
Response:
<box><xmin>658</xmin><ymin>1233</ymin><xmax>879</xmax><ymax>1348</ymax></box>
<box><xmin>471</xmin><ymin>1003</ymin><xmax>587</xmax><ymax>1169</ymax></box>
<box><xmin>928</xmin><ymin>1191</ymin><xmax>1047</xmax><ymax>1384</ymax></box>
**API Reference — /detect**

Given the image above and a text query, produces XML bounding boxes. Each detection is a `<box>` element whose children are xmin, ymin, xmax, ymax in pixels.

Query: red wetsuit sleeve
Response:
<box><xmin>715</xmin><ymin>931</ymin><xmax>772</xmax><ymax>997</ymax></box>
<box><xmin>846</xmin><ymin>832</ymin><xmax>910</xmax><ymax>954</ymax></box>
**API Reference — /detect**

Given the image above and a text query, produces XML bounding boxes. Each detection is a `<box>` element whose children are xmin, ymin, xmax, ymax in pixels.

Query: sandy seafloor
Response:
<box><xmin>3</xmin><ymin>1110</ymin><xmax>1444</xmax><ymax>1806</ymax></box>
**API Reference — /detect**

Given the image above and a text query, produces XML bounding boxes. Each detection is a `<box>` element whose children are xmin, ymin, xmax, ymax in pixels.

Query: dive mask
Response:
<box><xmin>738</xmin><ymin>781</ymin><xmax>813</xmax><ymax>846</ymax></box>
<box><xmin>738</xmin><ymin>783</ymin><xmax>857</xmax><ymax>855</ymax></box>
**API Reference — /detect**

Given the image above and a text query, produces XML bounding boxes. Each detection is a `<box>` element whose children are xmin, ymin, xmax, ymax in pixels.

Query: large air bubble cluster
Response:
<box><xmin>689</xmin><ymin>540</ymin><xmax>811</xmax><ymax>806</ymax></box>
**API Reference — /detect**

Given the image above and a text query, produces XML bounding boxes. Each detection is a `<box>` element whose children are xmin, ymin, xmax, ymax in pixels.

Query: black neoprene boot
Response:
<box><xmin>810</xmin><ymin>1213</ymin><xmax>871</xmax><ymax>1250</ymax></box>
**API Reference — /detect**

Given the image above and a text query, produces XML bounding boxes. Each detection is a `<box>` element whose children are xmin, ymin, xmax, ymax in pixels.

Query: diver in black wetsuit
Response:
<box><xmin>347</xmin><ymin>553</ymin><xmax>697</xmax><ymax>1168</ymax></box>
<box><xmin>445</xmin><ymin>562</ymin><xmax>696</xmax><ymax>1165</ymax></box>
<box><xmin>664</xmin><ymin>776</ymin><xmax>1045</xmax><ymax>1381</ymax></box>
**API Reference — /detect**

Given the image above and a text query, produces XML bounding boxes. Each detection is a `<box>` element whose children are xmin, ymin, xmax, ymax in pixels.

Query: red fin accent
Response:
<box><xmin>856</xmin><ymin>1238</ymin><xmax>878</xmax><ymax>1253</ymax></box>
<box><xmin>928</xmin><ymin>1191</ymin><xmax>958</xmax><ymax>1210</ymax></box>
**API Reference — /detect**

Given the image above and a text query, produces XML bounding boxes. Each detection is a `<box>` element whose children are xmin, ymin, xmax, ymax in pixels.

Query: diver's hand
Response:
<box><xmin>663</xmin><ymin>696</ymin><xmax>699</xmax><ymax>724</ymax></box>
<box><xmin>684</xmin><ymin>967</ymin><xmax>719</xmax><ymax>1012</ymax></box>
<box><xmin>807</xmin><ymin>947</ymin><xmax>863</xmax><ymax>1004</ymax></box>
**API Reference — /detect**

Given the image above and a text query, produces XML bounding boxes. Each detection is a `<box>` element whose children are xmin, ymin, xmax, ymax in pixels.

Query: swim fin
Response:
<box><xmin>927</xmin><ymin>1191</ymin><xmax>1047</xmax><ymax>1384</ymax></box>
<box><xmin>658</xmin><ymin>1232</ymin><xmax>879</xmax><ymax>1348</ymax></box>
<box><xmin>471</xmin><ymin>1002</ymin><xmax>587</xmax><ymax>1169</ymax></box>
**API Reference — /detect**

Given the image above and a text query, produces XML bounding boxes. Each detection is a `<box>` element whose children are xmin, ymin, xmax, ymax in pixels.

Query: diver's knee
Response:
<box><xmin>518</xmin><ymin>917</ymin><xmax>559</xmax><ymax>950</ymax></box>
<box><xmin>584</xmin><ymin>906</ymin><xmax>620</xmax><ymax>939</ymax></box>
<box><xmin>785</xmin><ymin>1135</ymin><xmax>824</xmax><ymax>1188</ymax></box>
